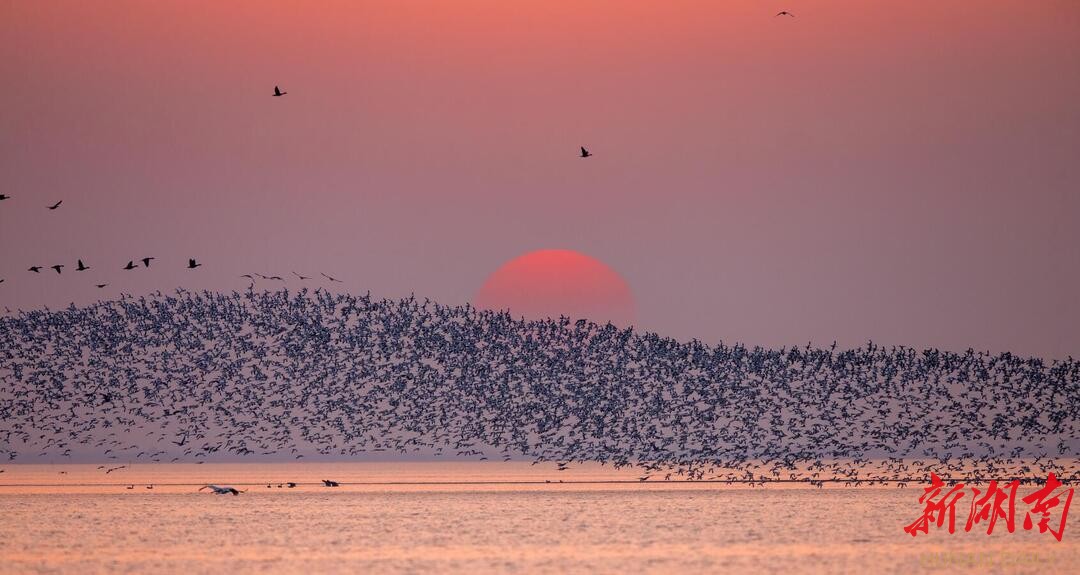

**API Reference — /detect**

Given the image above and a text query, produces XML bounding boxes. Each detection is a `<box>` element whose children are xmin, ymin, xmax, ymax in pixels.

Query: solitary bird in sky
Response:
<box><xmin>200</xmin><ymin>485</ymin><xmax>243</xmax><ymax>495</ymax></box>
<box><xmin>580</xmin><ymin>146</ymin><xmax>592</xmax><ymax>158</ymax></box>
<box><xmin>188</xmin><ymin>258</ymin><xmax>202</xmax><ymax>269</ymax></box>
<box><xmin>50</xmin><ymin>265</ymin><xmax>64</xmax><ymax>274</ymax></box>
<box><xmin>776</xmin><ymin>11</ymin><xmax>794</xmax><ymax>17</ymax></box>
<box><xmin>28</xmin><ymin>266</ymin><xmax>42</xmax><ymax>273</ymax></box>
<box><xmin>123</xmin><ymin>261</ymin><xmax>137</xmax><ymax>270</ymax></box>
<box><xmin>95</xmin><ymin>284</ymin><xmax>108</xmax><ymax>289</ymax></box>
<box><xmin>273</xmin><ymin>86</ymin><xmax>287</xmax><ymax>97</ymax></box>
<box><xmin>76</xmin><ymin>259</ymin><xmax>89</xmax><ymax>271</ymax></box>
<box><xmin>142</xmin><ymin>257</ymin><xmax>155</xmax><ymax>268</ymax></box>
<box><xmin>47</xmin><ymin>200</ymin><xmax>62</xmax><ymax>210</ymax></box>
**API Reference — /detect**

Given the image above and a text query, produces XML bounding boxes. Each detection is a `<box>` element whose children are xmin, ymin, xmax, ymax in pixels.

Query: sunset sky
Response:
<box><xmin>2</xmin><ymin>0</ymin><xmax>1078</xmax><ymax>358</ymax></box>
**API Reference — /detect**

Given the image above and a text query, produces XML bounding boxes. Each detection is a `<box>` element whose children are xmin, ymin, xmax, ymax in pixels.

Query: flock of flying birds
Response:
<box><xmin>0</xmin><ymin>198</ymin><xmax>203</xmax><ymax>289</ymax></box>
<box><xmin>1</xmin><ymin>16</ymin><xmax>1076</xmax><ymax>490</ymax></box>
<box><xmin>0</xmin><ymin>288</ymin><xmax>1076</xmax><ymax>488</ymax></box>
<box><xmin>0</xmin><ymin>187</ymin><xmax>354</xmax><ymax>291</ymax></box>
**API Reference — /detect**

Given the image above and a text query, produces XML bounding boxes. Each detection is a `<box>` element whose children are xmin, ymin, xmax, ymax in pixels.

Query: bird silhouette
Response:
<box><xmin>321</xmin><ymin>273</ymin><xmax>342</xmax><ymax>283</ymax></box>
<box><xmin>776</xmin><ymin>11</ymin><xmax>794</xmax><ymax>17</ymax></box>
<box><xmin>273</xmin><ymin>86</ymin><xmax>287</xmax><ymax>97</ymax></box>
<box><xmin>123</xmin><ymin>261</ymin><xmax>137</xmax><ymax>270</ymax></box>
<box><xmin>293</xmin><ymin>272</ymin><xmax>311</xmax><ymax>280</ymax></box>
<box><xmin>188</xmin><ymin>259</ymin><xmax>202</xmax><ymax>269</ymax></box>
<box><xmin>47</xmin><ymin>200</ymin><xmax>62</xmax><ymax>210</ymax></box>
<box><xmin>50</xmin><ymin>265</ymin><xmax>64</xmax><ymax>274</ymax></box>
<box><xmin>580</xmin><ymin>146</ymin><xmax>592</xmax><ymax>158</ymax></box>
<box><xmin>28</xmin><ymin>266</ymin><xmax>42</xmax><ymax>273</ymax></box>
<box><xmin>141</xmin><ymin>257</ymin><xmax>155</xmax><ymax>268</ymax></box>
<box><xmin>200</xmin><ymin>485</ymin><xmax>243</xmax><ymax>495</ymax></box>
<box><xmin>95</xmin><ymin>284</ymin><xmax>109</xmax><ymax>289</ymax></box>
<box><xmin>76</xmin><ymin>260</ymin><xmax>89</xmax><ymax>271</ymax></box>
<box><xmin>0</xmin><ymin>194</ymin><xmax>9</xmax><ymax>200</ymax></box>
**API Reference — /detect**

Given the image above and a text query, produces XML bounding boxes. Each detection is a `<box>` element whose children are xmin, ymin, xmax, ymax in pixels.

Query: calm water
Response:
<box><xmin>0</xmin><ymin>463</ymin><xmax>1074</xmax><ymax>574</ymax></box>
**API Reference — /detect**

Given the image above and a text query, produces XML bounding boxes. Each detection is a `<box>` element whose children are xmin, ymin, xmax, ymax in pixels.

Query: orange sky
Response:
<box><xmin>2</xmin><ymin>1</ymin><xmax>1079</xmax><ymax>356</ymax></box>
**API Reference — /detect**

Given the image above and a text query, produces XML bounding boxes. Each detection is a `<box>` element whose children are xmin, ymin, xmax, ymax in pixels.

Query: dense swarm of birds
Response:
<box><xmin>0</xmin><ymin>288</ymin><xmax>1076</xmax><ymax>485</ymax></box>
<box><xmin>4</xmin><ymin>7</ymin><xmax>1067</xmax><ymax>494</ymax></box>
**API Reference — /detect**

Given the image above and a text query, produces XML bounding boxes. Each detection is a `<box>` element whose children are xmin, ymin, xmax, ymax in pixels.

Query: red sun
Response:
<box><xmin>474</xmin><ymin>249</ymin><xmax>636</xmax><ymax>327</ymax></box>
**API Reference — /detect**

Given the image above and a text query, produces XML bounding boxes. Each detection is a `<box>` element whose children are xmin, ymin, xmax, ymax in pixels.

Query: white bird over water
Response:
<box><xmin>199</xmin><ymin>485</ymin><xmax>243</xmax><ymax>496</ymax></box>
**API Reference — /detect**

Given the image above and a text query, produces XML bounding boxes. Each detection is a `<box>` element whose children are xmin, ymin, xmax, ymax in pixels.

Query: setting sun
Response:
<box><xmin>474</xmin><ymin>249</ymin><xmax>635</xmax><ymax>327</ymax></box>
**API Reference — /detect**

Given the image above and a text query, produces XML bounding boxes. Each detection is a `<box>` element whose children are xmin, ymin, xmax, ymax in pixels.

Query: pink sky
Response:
<box><xmin>1</xmin><ymin>1</ymin><xmax>1078</xmax><ymax>357</ymax></box>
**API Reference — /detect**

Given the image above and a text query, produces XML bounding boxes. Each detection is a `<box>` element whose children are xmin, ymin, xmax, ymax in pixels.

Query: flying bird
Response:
<box><xmin>123</xmin><ymin>261</ymin><xmax>137</xmax><ymax>270</ymax></box>
<box><xmin>580</xmin><ymin>146</ymin><xmax>592</xmax><ymax>158</ymax></box>
<box><xmin>188</xmin><ymin>259</ymin><xmax>202</xmax><ymax>269</ymax></box>
<box><xmin>293</xmin><ymin>272</ymin><xmax>311</xmax><ymax>280</ymax></box>
<box><xmin>47</xmin><ymin>200</ymin><xmax>62</xmax><ymax>210</ymax></box>
<box><xmin>142</xmin><ymin>257</ymin><xmax>155</xmax><ymax>268</ymax></box>
<box><xmin>95</xmin><ymin>284</ymin><xmax>109</xmax><ymax>289</ymax></box>
<box><xmin>273</xmin><ymin>86</ymin><xmax>287</xmax><ymax>97</ymax></box>
<box><xmin>321</xmin><ymin>273</ymin><xmax>342</xmax><ymax>283</ymax></box>
<box><xmin>200</xmin><ymin>485</ymin><xmax>243</xmax><ymax>495</ymax></box>
<box><xmin>50</xmin><ymin>265</ymin><xmax>64</xmax><ymax>274</ymax></box>
<box><xmin>0</xmin><ymin>194</ymin><xmax>9</xmax><ymax>200</ymax></box>
<box><xmin>28</xmin><ymin>266</ymin><xmax>42</xmax><ymax>273</ymax></box>
<box><xmin>776</xmin><ymin>11</ymin><xmax>794</xmax><ymax>17</ymax></box>
<box><xmin>76</xmin><ymin>260</ymin><xmax>89</xmax><ymax>271</ymax></box>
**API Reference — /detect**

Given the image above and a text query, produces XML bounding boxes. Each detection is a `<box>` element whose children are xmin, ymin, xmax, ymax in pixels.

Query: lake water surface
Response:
<box><xmin>0</xmin><ymin>463</ymin><xmax>1074</xmax><ymax>574</ymax></box>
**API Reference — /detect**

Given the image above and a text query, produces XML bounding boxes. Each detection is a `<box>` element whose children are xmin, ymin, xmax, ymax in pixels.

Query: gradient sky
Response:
<box><xmin>2</xmin><ymin>0</ymin><xmax>1078</xmax><ymax>358</ymax></box>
